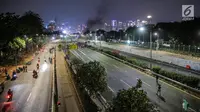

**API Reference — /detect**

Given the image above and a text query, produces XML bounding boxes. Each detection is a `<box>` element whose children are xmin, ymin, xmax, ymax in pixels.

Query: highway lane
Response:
<box><xmin>97</xmin><ymin>45</ymin><xmax>200</xmax><ymax>78</ymax></box>
<box><xmin>101</xmin><ymin>42</ymin><xmax>200</xmax><ymax>71</ymax></box>
<box><xmin>0</xmin><ymin>44</ymin><xmax>54</xmax><ymax>112</ymax></box>
<box><xmin>71</xmin><ymin>48</ymin><xmax>200</xmax><ymax>112</ymax></box>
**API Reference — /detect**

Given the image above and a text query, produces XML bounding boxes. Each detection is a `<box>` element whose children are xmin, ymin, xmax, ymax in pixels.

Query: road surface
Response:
<box><xmin>0</xmin><ymin>44</ymin><xmax>54</xmax><ymax>112</ymax></box>
<box><xmin>71</xmin><ymin>48</ymin><xmax>200</xmax><ymax>112</ymax></box>
<box><xmin>92</xmin><ymin>41</ymin><xmax>200</xmax><ymax>71</ymax></box>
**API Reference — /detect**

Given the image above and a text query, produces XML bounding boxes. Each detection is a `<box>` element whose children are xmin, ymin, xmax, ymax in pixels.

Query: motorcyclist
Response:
<box><xmin>33</xmin><ymin>70</ymin><xmax>37</xmax><ymax>78</ymax></box>
<box><xmin>12</xmin><ymin>70</ymin><xmax>16</xmax><ymax>76</ymax></box>
<box><xmin>7</xmin><ymin>89</ymin><xmax>13</xmax><ymax>96</ymax></box>
<box><xmin>37</xmin><ymin>63</ymin><xmax>39</xmax><ymax>69</ymax></box>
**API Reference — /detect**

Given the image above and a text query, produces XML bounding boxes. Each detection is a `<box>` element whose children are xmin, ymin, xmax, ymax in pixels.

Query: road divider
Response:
<box><xmin>51</xmin><ymin>47</ymin><xmax>58</xmax><ymax>112</ymax></box>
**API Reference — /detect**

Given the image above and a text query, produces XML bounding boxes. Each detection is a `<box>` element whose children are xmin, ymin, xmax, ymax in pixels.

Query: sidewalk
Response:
<box><xmin>0</xmin><ymin>52</ymin><xmax>34</xmax><ymax>84</ymax></box>
<box><xmin>56</xmin><ymin>50</ymin><xmax>81</xmax><ymax>112</ymax></box>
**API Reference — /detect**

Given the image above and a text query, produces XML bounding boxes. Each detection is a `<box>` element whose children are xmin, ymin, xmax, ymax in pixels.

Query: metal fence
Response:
<box><xmin>126</xmin><ymin>42</ymin><xmax>200</xmax><ymax>57</ymax></box>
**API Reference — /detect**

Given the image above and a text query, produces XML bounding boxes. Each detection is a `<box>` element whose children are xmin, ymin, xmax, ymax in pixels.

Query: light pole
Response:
<box><xmin>147</xmin><ymin>15</ymin><xmax>152</xmax><ymax>69</ymax></box>
<box><xmin>154</xmin><ymin>32</ymin><xmax>159</xmax><ymax>50</ymax></box>
<box><xmin>139</xmin><ymin>27</ymin><xmax>145</xmax><ymax>44</ymax></box>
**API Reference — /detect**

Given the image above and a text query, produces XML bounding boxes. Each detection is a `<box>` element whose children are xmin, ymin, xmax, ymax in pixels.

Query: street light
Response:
<box><xmin>139</xmin><ymin>27</ymin><xmax>145</xmax><ymax>42</ymax></box>
<box><xmin>147</xmin><ymin>15</ymin><xmax>152</xmax><ymax>19</ymax></box>
<box><xmin>139</xmin><ymin>27</ymin><xmax>144</xmax><ymax>31</ymax></box>
<box><xmin>147</xmin><ymin>15</ymin><xmax>153</xmax><ymax>69</ymax></box>
<box><xmin>154</xmin><ymin>32</ymin><xmax>159</xmax><ymax>50</ymax></box>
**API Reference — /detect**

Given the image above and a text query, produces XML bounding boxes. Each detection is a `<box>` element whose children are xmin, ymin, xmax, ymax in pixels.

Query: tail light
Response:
<box><xmin>7</xmin><ymin>95</ymin><xmax>10</xmax><ymax>99</ymax></box>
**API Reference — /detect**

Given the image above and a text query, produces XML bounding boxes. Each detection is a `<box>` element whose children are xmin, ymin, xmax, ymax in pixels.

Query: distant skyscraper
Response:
<box><xmin>104</xmin><ymin>23</ymin><xmax>111</xmax><ymax>31</ymax></box>
<box><xmin>111</xmin><ymin>20</ymin><xmax>117</xmax><ymax>31</ymax></box>
<box><xmin>127</xmin><ymin>20</ymin><xmax>134</xmax><ymax>27</ymax></box>
<box><xmin>118</xmin><ymin>21</ymin><xmax>123</xmax><ymax>30</ymax></box>
<box><xmin>47</xmin><ymin>20</ymin><xmax>56</xmax><ymax>31</ymax></box>
<box><xmin>136</xmin><ymin>19</ymin><xmax>141</xmax><ymax>27</ymax></box>
<box><xmin>141</xmin><ymin>20</ymin><xmax>148</xmax><ymax>26</ymax></box>
<box><xmin>123</xmin><ymin>23</ymin><xmax>127</xmax><ymax>30</ymax></box>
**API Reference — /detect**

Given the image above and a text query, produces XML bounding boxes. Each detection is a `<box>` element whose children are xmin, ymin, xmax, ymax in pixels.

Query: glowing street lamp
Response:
<box><xmin>62</xmin><ymin>30</ymin><xmax>67</xmax><ymax>34</ymax></box>
<box><xmin>139</xmin><ymin>27</ymin><xmax>145</xmax><ymax>42</ymax></box>
<box><xmin>154</xmin><ymin>32</ymin><xmax>158</xmax><ymax>36</ymax></box>
<box><xmin>139</xmin><ymin>27</ymin><xmax>145</xmax><ymax>31</ymax></box>
<box><xmin>147</xmin><ymin>15</ymin><xmax>153</xmax><ymax>69</ymax></box>
<box><xmin>147</xmin><ymin>15</ymin><xmax>152</xmax><ymax>19</ymax></box>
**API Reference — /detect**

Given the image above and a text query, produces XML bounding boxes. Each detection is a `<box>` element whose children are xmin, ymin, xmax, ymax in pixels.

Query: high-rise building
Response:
<box><xmin>123</xmin><ymin>23</ymin><xmax>127</xmax><ymax>30</ymax></box>
<box><xmin>136</xmin><ymin>19</ymin><xmax>141</xmax><ymax>27</ymax></box>
<box><xmin>104</xmin><ymin>23</ymin><xmax>111</xmax><ymax>31</ymax></box>
<box><xmin>47</xmin><ymin>20</ymin><xmax>56</xmax><ymax>31</ymax></box>
<box><xmin>141</xmin><ymin>20</ymin><xmax>148</xmax><ymax>26</ymax></box>
<box><xmin>118</xmin><ymin>21</ymin><xmax>123</xmax><ymax>30</ymax></box>
<box><xmin>81</xmin><ymin>24</ymin><xmax>87</xmax><ymax>32</ymax></box>
<box><xmin>127</xmin><ymin>20</ymin><xmax>134</xmax><ymax>27</ymax></box>
<box><xmin>111</xmin><ymin>20</ymin><xmax>117</xmax><ymax>31</ymax></box>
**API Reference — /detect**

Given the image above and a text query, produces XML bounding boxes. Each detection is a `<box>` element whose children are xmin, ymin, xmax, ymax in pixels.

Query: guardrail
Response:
<box><xmin>51</xmin><ymin>47</ymin><xmax>58</xmax><ymax>112</ymax></box>
<box><xmin>99</xmin><ymin>50</ymin><xmax>200</xmax><ymax>95</ymax></box>
<box><xmin>99</xmin><ymin>45</ymin><xmax>200</xmax><ymax>76</ymax></box>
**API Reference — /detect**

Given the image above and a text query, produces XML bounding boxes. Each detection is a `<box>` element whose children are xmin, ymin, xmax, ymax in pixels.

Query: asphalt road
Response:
<box><xmin>0</xmin><ymin>44</ymin><xmax>54</xmax><ymax>112</ymax></box>
<box><xmin>96</xmin><ymin>41</ymin><xmax>200</xmax><ymax>71</ymax></box>
<box><xmin>71</xmin><ymin>48</ymin><xmax>200</xmax><ymax>112</ymax></box>
<box><xmin>97</xmin><ymin>46</ymin><xmax>200</xmax><ymax>79</ymax></box>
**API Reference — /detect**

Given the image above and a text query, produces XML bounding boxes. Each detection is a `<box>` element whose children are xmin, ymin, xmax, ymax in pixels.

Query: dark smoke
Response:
<box><xmin>86</xmin><ymin>0</ymin><xmax>111</xmax><ymax>31</ymax></box>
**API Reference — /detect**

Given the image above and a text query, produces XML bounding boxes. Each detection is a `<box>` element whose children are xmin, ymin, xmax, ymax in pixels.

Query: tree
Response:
<box><xmin>107</xmin><ymin>80</ymin><xmax>158</xmax><ymax>112</ymax></box>
<box><xmin>19</xmin><ymin>11</ymin><xmax>44</xmax><ymax>36</ymax></box>
<box><xmin>96</xmin><ymin>29</ymin><xmax>106</xmax><ymax>36</ymax></box>
<box><xmin>77</xmin><ymin>61</ymin><xmax>107</xmax><ymax>96</ymax></box>
<box><xmin>0</xmin><ymin>12</ymin><xmax>20</xmax><ymax>42</ymax></box>
<box><xmin>58</xmin><ymin>44</ymin><xmax>62</xmax><ymax>51</ymax></box>
<box><xmin>83</xmin><ymin>28</ymin><xmax>90</xmax><ymax>35</ymax></box>
<box><xmin>118</xmin><ymin>30</ymin><xmax>125</xmax><ymax>40</ymax></box>
<box><xmin>125</xmin><ymin>26</ymin><xmax>137</xmax><ymax>41</ymax></box>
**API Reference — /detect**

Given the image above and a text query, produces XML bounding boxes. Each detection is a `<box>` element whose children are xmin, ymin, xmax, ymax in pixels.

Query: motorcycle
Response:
<box><xmin>33</xmin><ymin>71</ymin><xmax>38</xmax><ymax>78</ymax></box>
<box><xmin>37</xmin><ymin>66</ymin><xmax>39</xmax><ymax>70</ymax></box>
<box><xmin>11</xmin><ymin>74</ymin><xmax>17</xmax><ymax>80</ymax></box>
<box><xmin>6</xmin><ymin>91</ymin><xmax>13</xmax><ymax>102</ymax></box>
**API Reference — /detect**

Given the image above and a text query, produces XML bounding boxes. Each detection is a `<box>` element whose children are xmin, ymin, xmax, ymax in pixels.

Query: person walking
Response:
<box><xmin>157</xmin><ymin>84</ymin><xmax>161</xmax><ymax>96</ymax></box>
<box><xmin>25</xmin><ymin>65</ymin><xmax>28</xmax><ymax>72</ymax></box>
<box><xmin>156</xmin><ymin>75</ymin><xmax>159</xmax><ymax>85</ymax></box>
<box><xmin>5</xmin><ymin>68</ymin><xmax>8</xmax><ymax>76</ymax></box>
<box><xmin>23</xmin><ymin>66</ymin><xmax>25</xmax><ymax>72</ymax></box>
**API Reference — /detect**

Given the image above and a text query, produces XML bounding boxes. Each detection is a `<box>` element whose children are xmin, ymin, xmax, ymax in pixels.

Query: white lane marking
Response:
<box><xmin>108</xmin><ymin>86</ymin><xmax>115</xmax><ymax>93</ymax></box>
<box><xmin>72</xmin><ymin>50</ymin><xmax>86</xmax><ymax>62</ymax></box>
<box><xmin>113</xmin><ymin>65</ymin><xmax>120</xmax><ymax>69</ymax></box>
<box><xmin>142</xmin><ymin>81</ymin><xmax>151</xmax><ymax>87</ymax></box>
<box><xmin>136</xmin><ymin>78</ymin><xmax>151</xmax><ymax>87</ymax></box>
<box><xmin>100</xmin><ymin>94</ymin><xmax>107</xmax><ymax>103</ymax></box>
<box><xmin>27</xmin><ymin>93</ymin><xmax>32</xmax><ymax>102</ymax></box>
<box><xmin>120</xmin><ymin>79</ymin><xmax>131</xmax><ymax>88</ymax></box>
<box><xmin>78</xmin><ymin>49</ymin><xmax>93</xmax><ymax>61</ymax></box>
<box><xmin>189</xmin><ymin>107</ymin><xmax>197</xmax><ymax>112</ymax></box>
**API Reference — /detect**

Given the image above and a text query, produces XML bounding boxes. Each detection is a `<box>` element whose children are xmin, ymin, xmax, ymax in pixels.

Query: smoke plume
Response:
<box><xmin>86</xmin><ymin>0</ymin><xmax>111</xmax><ymax>31</ymax></box>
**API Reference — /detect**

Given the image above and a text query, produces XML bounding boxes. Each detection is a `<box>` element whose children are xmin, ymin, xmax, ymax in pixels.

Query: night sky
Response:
<box><xmin>0</xmin><ymin>0</ymin><xmax>200</xmax><ymax>26</ymax></box>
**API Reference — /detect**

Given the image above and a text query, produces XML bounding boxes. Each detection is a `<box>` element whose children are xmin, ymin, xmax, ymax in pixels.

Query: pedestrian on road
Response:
<box><xmin>157</xmin><ymin>84</ymin><xmax>161</xmax><ymax>96</ymax></box>
<box><xmin>156</xmin><ymin>75</ymin><xmax>159</xmax><ymax>85</ymax></box>
<box><xmin>25</xmin><ymin>65</ymin><xmax>28</xmax><ymax>72</ymax></box>
<box><xmin>23</xmin><ymin>66</ymin><xmax>25</xmax><ymax>72</ymax></box>
<box><xmin>5</xmin><ymin>68</ymin><xmax>8</xmax><ymax>75</ymax></box>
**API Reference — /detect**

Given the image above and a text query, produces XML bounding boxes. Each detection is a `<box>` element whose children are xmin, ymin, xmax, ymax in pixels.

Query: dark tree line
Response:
<box><xmin>85</xmin><ymin>18</ymin><xmax>200</xmax><ymax>45</ymax></box>
<box><xmin>0</xmin><ymin>11</ymin><xmax>48</xmax><ymax>65</ymax></box>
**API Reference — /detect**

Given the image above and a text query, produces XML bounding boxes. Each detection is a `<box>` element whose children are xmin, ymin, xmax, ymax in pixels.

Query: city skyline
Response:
<box><xmin>1</xmin><ymin>0</ymin><xmax>200</xmax><ymax>26</ymax></box>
